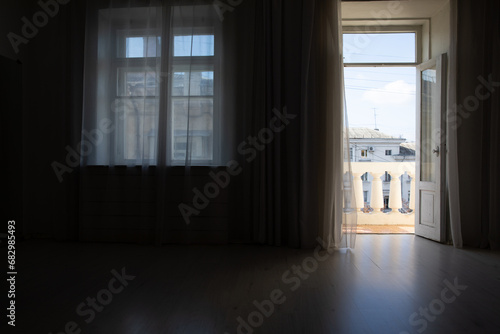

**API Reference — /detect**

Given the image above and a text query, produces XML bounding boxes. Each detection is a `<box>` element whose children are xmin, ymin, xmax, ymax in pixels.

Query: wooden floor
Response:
<box><xmin>356</xmin><ymin>225</ymin><xmax>415</xmax><ymax>234</ymax></box>
<box><xmin>14</xmin><ymin>235</ymin><xmax>500</xmax><ymax>334</ymax></box>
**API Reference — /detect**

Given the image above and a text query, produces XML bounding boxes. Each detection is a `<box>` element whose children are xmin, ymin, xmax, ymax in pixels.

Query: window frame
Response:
<box><xmin>343</xmin><ymin>24</ymin><xmax>424</xmax><ymax>67</ymax></box>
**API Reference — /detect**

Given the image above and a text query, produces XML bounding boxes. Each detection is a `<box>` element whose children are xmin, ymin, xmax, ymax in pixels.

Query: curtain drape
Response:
<box><xmin>449</xmin><ymin>0</ymin><xmax>500</xmax><ymax>249</ymax></box>
<box><xmin>80</xmin><ymin>0</ymin><xmax>353</xmax><ymax>248</ymax></box>
<box><xmin>225</xmin><ymin>0</ymin><xmax>355</xmax><ymax>249</ymax></box>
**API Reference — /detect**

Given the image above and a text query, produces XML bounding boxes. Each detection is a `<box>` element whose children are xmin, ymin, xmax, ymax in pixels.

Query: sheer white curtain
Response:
<box><xmin>80</xmin><ymin>0</ymin><xmax>225</xmax><ymax>245</ymax></box>
<box><xmin>81</xmin><ymin>0</ymin><xmax>220</xmax><ymax>168</ymax></box>
<box><xmin>82</xmin><ymin>1</ymin><xmax>162</xmax><ymax>167</ymax></box>
<box><xmin>317</xmin><ymin>0</ymin><xmax>357</xmax><ymax>250</ymax></box>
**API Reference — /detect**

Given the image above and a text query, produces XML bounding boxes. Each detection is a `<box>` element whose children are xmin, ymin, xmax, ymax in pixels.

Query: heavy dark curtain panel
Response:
<box><xmin>227</xmin><ymin>0</ymin><xmax>352</xmax><ymax>248</ymax></box>
<box><xmin>451</xmin><ymin>0</ymin><xmax>500</xmax><ymax>249</ymax></box>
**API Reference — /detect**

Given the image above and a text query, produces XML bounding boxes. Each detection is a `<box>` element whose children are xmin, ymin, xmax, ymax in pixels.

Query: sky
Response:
<box><xmin>343</xmin><ymin>33</ymin><xmax>417</xmax><ymax>142</ymax></box>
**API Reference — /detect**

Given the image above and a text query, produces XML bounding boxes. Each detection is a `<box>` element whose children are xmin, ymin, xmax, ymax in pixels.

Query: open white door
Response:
<box><xmin>415</xmin><ymin>54</ymin><xmax>447</xmax><ymax>242</ymax></box>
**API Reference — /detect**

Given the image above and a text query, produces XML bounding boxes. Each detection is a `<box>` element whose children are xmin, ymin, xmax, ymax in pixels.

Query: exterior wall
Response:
<box><xmin>350</xmin><ymin>139</ymin><xmax>405</xmax><ymax>162</ymax></box>
<box><xmin>350</xmin><ymin>136</ymin><xmax>414</xmax><ymax>210</ymax></box>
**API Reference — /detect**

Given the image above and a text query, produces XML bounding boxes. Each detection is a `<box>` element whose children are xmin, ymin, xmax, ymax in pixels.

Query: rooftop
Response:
<box><xmin>349</xmin><ymin>127</ymin><xmax>405</xmax><ymax>140</ymax></box>
<box><xmin>399</xmin><ymin>142</ymin><xmax>416</xmax><ymax>156</ymax></box>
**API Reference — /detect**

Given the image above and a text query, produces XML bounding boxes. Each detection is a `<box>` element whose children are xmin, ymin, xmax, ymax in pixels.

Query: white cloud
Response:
<box><xmin>362</xmin><ymin>80</ymin><xmax>415</xmax><ymax>105</ymax></box>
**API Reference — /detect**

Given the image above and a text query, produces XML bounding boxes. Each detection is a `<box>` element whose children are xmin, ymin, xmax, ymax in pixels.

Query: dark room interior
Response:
<box><xmin>1</xmin><ymin>0</ymin><xmax>499</xmax><ymax>333</ymax></box>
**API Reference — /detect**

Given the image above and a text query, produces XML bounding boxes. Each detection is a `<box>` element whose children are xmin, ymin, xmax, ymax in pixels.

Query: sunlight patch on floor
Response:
<box><xmin>356</xmin><ymin>225</ymin><xmax>415</xmax><ymax>234</ymax></box>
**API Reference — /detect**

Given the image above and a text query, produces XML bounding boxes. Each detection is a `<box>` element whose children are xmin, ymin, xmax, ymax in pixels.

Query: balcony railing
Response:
<box><xmin>349</xmin><ymin>162</ymin><xmax>416</xmax><ymax>225</ymax></box>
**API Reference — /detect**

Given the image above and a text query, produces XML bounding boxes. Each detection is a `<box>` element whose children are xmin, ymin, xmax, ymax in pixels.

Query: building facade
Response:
<box><xmin>349</xmin><ymin>128</ymin><xmax>415</xmax><ymax>211</ymax></box>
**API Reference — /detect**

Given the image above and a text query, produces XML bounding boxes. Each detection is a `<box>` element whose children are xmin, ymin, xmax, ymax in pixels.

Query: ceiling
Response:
<box><xmin>342</xmin><ymin>0</ymin><xmax>449</xmax><ymax>20</ymax></box>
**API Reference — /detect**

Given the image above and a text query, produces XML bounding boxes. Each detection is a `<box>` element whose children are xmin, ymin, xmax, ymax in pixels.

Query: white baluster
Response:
<box><xmin>370</xmin><ymin>172</ymin><xmax>385</xmax><ymax>213</ymax></box>
<box><xmin>353</xmin><ymin>172</ymin><xmax>365</xmax><ymax>211</ymax></box>
<box><xmin>389</xmin><ymin>172</ymin><xmax>403</xmax><ymax>213</ymax></box>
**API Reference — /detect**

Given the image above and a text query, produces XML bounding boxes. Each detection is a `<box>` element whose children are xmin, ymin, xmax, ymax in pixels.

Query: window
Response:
<box><xmin>363</xmin><ymin>191</ymin><xmax>368</xmax><ymax>204</ymax></box>
<box><xmin>91</xmin><ymin>5</ymin><xmax>221</xmax><ymax>166</ymax></box>
<box><xmin>114</xmin><ymin>31</ymin><xmax>162</xmax><ymax>164</ymax></box>
<box><xmin>361</xmin><ymin>149</ymin><xmax>368</xmax><ymax>158</ymax></box>
<box><xmin>384</xmin><ymin>171</ymin><xmax>392</xmax><ymax>182</ymax></box>
<box><xmin>343</xmin><ymin>32</ymin><xmax>417</xmax><ymax>64</ymax></box>
<box><xmin>385</xmin><ymin>150</ymin><xmax>392</xmax><ymax>156</ymax></box>
<box><xmin>343</xmin><ymin>26</ymin><xmax>419</xmax><ymax>144</ymax></box>
<box><xmin>171</xmin><ymin>31</ymin><xmax>216</xmax><ymax>163</ymax></box>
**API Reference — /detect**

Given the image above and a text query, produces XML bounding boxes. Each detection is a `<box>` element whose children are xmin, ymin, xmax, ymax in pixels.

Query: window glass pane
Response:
<box><xmin>344</xmin><ymin>67</ymin><xmax>416</xmax><ymax>142</ymax></box>
<box><xmin>172</xmin><ymin>67</ymin><xmax>214</xmax><ymax>96</ymax></box>
<box><xmin>125</xmin><ymin>36</ymin><xmax>160</xmax><ymax>58</ymax></box>
<box><xmin>117</xmin><ymin>69</ymin><xmax>158</xmax><ymax>96</ymax></box>
<box><xmin>174</xmin><ymin>35</ymin><xmax>214</xmax><ymax>57</ymax></box>
<box><xmin>114</xmin><ymin>98</ymin><xmax>159</xmax><ymax>161</ymax></box>
<box><xmin>343</xmin><ymin>33</ymin><xmax>416</xmax><ymax>63</ymax></box>
<box><xmin>126</xmin><ymin>37</ymin><xmax>144</xmax><ymax>58</ymax></box>
<box><xmin>172</xmin><ymin>97</ymin><xmax>213</xmax><ymax>161</ymax></box>
<box><xmin>420</xmin><ymin>68</ymin><xmax>437</xmax><ymax>182</ymax></box>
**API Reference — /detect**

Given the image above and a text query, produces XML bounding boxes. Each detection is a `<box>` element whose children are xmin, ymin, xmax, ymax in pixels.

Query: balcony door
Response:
<box><xmin>415</xmin><ymin>54</ymin><xmax>447</xmax><ymax>242</ymax></box>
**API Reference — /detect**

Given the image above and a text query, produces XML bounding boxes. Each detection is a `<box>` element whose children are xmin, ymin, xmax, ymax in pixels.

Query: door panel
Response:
<box><xmin>415</xmin><ymin>54</ymin><xmax>447</xmax><ymax>242</ymax></box>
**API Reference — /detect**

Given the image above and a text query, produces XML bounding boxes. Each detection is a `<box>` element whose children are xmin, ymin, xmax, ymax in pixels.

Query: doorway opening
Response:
<box><xmin>343</xmin><ymin>31</ymin><xmax>417</xmax><ymax>234</ymax></box>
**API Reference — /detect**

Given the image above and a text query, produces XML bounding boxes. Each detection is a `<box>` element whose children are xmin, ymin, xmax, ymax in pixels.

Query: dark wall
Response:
<box><xmin>1</xmin><ymin>56</ymin><xmax>23</xmax><ymax>236</ymax></box>
<box><xmin>1</xmin><ymin>0</ymin><xmax>85</xmax><ymax>239</ymax></box>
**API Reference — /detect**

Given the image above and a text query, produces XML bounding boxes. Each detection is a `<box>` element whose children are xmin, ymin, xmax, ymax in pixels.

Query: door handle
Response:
<box><xmin>432</xmin><ymin>146</ymin><xmax>440</xmax><ymax>157</ymax></box>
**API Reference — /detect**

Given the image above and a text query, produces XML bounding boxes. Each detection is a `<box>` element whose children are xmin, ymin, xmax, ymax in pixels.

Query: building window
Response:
<box><xmin>361</xmin><ymin>149</ymin><xmax>368</xmax><ymax>158</ymax></box>
<box><xmin>385</xmin><ymin>150</ymin><xmax>392</xmax><ymax>156</ymax></box>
